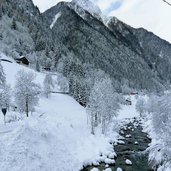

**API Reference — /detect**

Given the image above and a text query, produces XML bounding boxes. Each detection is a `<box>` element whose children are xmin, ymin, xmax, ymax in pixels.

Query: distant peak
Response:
<box><xmin>71</xmin><ymin>0</ymin><xmax>102</xmax><ymax>17</ymax></box>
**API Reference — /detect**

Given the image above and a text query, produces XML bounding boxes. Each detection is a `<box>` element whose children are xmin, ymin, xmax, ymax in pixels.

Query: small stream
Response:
<box><xmin>81</xmin><ymin>118</ymin><xmax>154</xmax><ymax>171</ymax></box>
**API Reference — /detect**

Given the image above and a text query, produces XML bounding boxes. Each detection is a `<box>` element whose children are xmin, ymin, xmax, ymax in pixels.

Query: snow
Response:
<box><xmin>117</xmin><ymin>140</ymin><xmax>125</xmax><ymax>145</ymax></box>
<box><xmin>108</xmin><ymin>152</ymin><xmax>116</xmax><ymax>159</ymax></box>
<box><xmin>104</xmin><ymin>158</ymin><xmax>115</xmax><ymax>164</ymax></box>
<box><xmin>134</xmin><ymin>141</ymin><xmax>138</xmax><ymax>145</ymax></box>
<box><xmin>50</xmin><ymin>12</ymin><xmax>61</xmax><ymax>29</ymax></box>
<box><xmin>90</xmin><ymin>168</ymin><xmax>99</xmax><ymax>171</ymax></box>
<box><xmin>0</xmin><ymin>53</ymin><xmax>145</xmax><ymax>171</ymax></box>
<box><xmin>1</xmin><ymin>54</ymin><xmax>45</xmax><ymax>88</ymax></box>
<box><xmin>103</xmin><ymin>168</ymin><xmax>112</xmax><ymax>171</ymax></box>
<box><xmin>125</xmin><ymin>159</ymin><xmax>132</xmax><ymax>165</ymax></box>
<box><xmin>116</xmin><ymin>168</ymin><xmax>122</xmax><ymax>171</ymax></box>
<box><xmin>117</xmin><ymin>95</ymin><xmax>139</xmax><ymax>119</ymax></box>
<box><xmin>0</xmin><ymin>53</ymin><xmax>117</xmax><ymax>171</ymax></box>
<box><xmin>125</xmin><ymin>134</ymin><xmax>131</xmax><ymax>138</ymax></box>
<box><xmin>72</xmin><ymin>0</ymin><xmax>102</xmax><ymax>18</ymax></box>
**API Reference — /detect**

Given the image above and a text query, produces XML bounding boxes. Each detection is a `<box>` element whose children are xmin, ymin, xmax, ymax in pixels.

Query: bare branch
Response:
<box><xmin>163</xmin><ymin>0</ymin><xmax>171</xmax><ymax>6</ymax></box>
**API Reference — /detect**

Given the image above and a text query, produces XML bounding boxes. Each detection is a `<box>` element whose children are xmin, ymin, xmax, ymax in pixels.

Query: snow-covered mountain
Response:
<box><xmin>43</xmin><ymin>1</ymin><xmax>171</xmax><ymax>94</ymax></box>
<box><xmin>1</xmin><ymin>0</ymin><xmax>171</xmax><ymax>170</ymax></box>
<box><xmin>71</xmin><ymin>0</ymin><xmax>103</xmax><ymax>20</ymax></box>
<box><xmin>1</xmin><ymin>0</ymin><xmax>171</xmax><ymax>98</ymax></box>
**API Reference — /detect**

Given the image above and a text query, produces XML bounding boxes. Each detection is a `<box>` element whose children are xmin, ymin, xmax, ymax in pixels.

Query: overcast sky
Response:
<box><xmin>32</xmin><ymin>0</ymin><xmax>171</xmax><ymax>43</ymax></box>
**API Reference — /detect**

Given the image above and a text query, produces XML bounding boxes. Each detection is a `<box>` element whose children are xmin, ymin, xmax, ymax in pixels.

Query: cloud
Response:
<box><xmin>32</xmin><ymin>0</ymin><xmax>69</xmax><ymax>12</ymax></box>
<box><xmin>109</xmin><ymin>0</ymin><xmax>171</xmax><ymax>43</ymax></box>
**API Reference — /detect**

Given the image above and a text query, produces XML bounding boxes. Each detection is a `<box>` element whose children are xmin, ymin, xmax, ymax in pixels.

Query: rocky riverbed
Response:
<box><xmin>82</xmin><ymin>118</ymin><xmax>154</xmax><ymax>171</ymax></box>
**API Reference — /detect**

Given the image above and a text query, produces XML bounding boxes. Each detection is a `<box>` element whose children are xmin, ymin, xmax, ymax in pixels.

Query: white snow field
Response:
<box><xmin>118</xmin><ymin>95</ymin><xmax>139</xmax><ymax>119</ymax></box>
<box><xmin>0</xmin><ymin>54</ymin><xmax>116</xmax><ymax>171</ymax></box>
<box><xmin>0</xmin><ymin>53</ymin><xmax>140</xmax><ymax>171</ymax></box>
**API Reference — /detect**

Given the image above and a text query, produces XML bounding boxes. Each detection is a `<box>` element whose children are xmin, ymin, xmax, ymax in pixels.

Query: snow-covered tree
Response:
<box><xmin>136</xmin><ymin>97</ymin><xmax>146</xmax><ymax>116</ymax></box>
<box><xmin>0</xmin><ymin>62</ymin><xmax>9</xmax><ymax>109</ymax></box>
<box><xmin>35</xmin><ymin>59</ymin><xmax>40</xmax><ymax>72</ymax></box>
<box><xmin>0</xmin><ymin>84</ymin><xmax>11</xmax><ymax>109</ymax></box>
<box><xmin>87</xmin><ymin>76</ymin><xmax>120</xmax><ymax>134</ymax></box>
<box><xmin>57</xmin><ymin>74</ymin><xmax>69</xmax><ymax>93</ymax></box>
<box><xmin>43</xmin><ymin>74</ymin><xmax>54</xmax><ymax>98</ymax></box>
<box><xmin>146</xmin><ymin>95</ymin><xmax>158</xmax><ymax>115</ymax></box>
<box><xmin>0</xmin><ymin>62</ymin><xmax>6</xmax><ymax>87</ymax></box>
<box><xmin>148</xmin><ymin>93</ymin><xmax>171</xmax><ymax>168</ymax></box>
<box><xmin>14</xmin><ymin>70</ymin><xmax>41</xmax><ymax>117</ymax></box>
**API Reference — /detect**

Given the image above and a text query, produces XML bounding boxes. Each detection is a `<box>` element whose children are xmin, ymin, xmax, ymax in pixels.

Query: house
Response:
<box><xmin>15</xmin><ymin>56</ymin><xmax>29</xmax><ymax>66</ymax></box>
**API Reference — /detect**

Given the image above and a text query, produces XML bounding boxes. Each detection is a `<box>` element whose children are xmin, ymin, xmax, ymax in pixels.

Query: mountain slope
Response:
<box><xmin>43</xmin><ymin>1</ymin><xmax>165</xmax><ymax>92</ymax></box>
<box><xmin>107</xmin><ymin>17</ymin><xmax>171</xmax><ymax>83</ymax></box>
<box><xmin>0</xmin><ymin>54</ymin><xmax>115</xmax><ymax>171</ymax></box>
<box><xmin>1</xmin><ymin>0</ymin><xmax>171</xmax><ymax>94</ymax></box>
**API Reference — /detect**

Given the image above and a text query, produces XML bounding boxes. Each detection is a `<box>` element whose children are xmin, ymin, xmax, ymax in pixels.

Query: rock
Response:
<box><xmin>108</xmin><ymin>152</ymin><xmax>117</xmax><ymax>159</ymax></box>
<box><xmin>134</xmin><ymin>141</ymin><xmax>139</xmax><ymax>145</ymax></box>
<box><xmin>117</xmin><ymin>140</ymin><xmax>125</xmax><ymax>145</ymax></box>
<box><xmin>90</xmin><ymin>168</ymin><xmax>99</xmax><ymax>171</ymax></box>
<box><xmin>125</xmin><ymin>159</ymin><xmax>132</xmax><ymax>165</ymax></box>
<box><xmin>104</xmin><ymin>158</ymin><xmax>115</xmax><ymax>164</ymax></box>
<box><xmin>116</xmin><ymin>168</ymin><xmax>123</xmax><ymax>171</ymax></box>
<box><xmin>128</xmin><ymin>141</ymin><xmax>132</xmax><ymax>144</ymax></box>
<box><xmin>105</xmin><ymin>164</ymin><xmax>109</xmax><ymax>168</ymax></box>
<box><xmin>120</xmin><ymin>130</ymin><xmax>124</xmax><ymax>135</ymax></box>
<box><xmin>103</xmin><ymin>168</ymin><xmax>112</xmax><ymax>171</ymax></box>
<box><xmin>125</xmin><ymin>134</ymin><xmax>131</xmax><ymax>138</ymax></box>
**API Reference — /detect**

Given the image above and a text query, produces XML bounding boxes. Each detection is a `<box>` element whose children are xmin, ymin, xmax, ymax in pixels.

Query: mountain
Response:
<box><xmin>107</xmin><ymin>18</ymin><xmax>171</xmax><ymax>83</ymax></box>
<box><xmin>1</xmin><ymin>0</ymin><xmax>171</xmax><ymax>103</ymax></box>
<box><xmin>42</xmin><ymin>0</ymin><xmax>171</xmax><ymax>92</ymax></box>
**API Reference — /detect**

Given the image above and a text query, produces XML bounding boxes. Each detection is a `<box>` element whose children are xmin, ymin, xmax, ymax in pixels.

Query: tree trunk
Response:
<box><xmin>94</xmin><ymin>113</ymin><xmax>98</xmax><ymax>127</ymax></box>
<box><xmin>102</xmin><ymin>118</ymin><xmax>106</xmax><ymax>134</ymax></box>
<box><xmin>26</xmin><ymin>96</ymin><xmax>29</xmax><ymax>117</ymax></box>
<box><xmin>91</xmin><ymin>112</ymin><xmax>95</xmax><ymax>135</ymax></box>
<box><xmin>4</xmin><ymin>115</ymin><xmax>6</xmax><ymax>125</ymax></box>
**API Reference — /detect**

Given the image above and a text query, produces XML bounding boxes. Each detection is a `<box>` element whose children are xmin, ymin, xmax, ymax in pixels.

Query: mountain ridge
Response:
<box><xmin>1</xmin><ymin>0</ymin><xmax>171</xmax><ymax>100</ymax></box>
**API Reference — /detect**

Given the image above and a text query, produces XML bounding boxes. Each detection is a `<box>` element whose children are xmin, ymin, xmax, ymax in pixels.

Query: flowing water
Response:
<box><xmin>81</xmin><ymin>118</ymin><xmax>154</xmax><ymax>171</ymax></box>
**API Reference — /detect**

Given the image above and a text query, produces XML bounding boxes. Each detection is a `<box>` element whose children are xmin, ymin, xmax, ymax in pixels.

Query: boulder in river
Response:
<box><xmin>125</xmin><ymin>159</ymin><xmax>132</xmax><ymax>165</ymax></box>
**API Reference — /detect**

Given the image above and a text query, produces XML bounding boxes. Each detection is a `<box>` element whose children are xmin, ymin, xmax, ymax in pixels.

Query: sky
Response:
<box><xmin>32</xmin><ymin>0</ymin><xmax>171</xmax><ymax>43</ymax></box>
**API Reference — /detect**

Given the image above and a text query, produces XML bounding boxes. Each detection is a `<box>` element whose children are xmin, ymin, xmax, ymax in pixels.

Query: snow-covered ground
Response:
<box><xmin>118</xmin><ymin>95</ymin><xmax>139</xmax><ymax>119</ymax></box>
<box><xmin>0</xmin><ymin>53</ymin><xmax>141</xmax><ymax>171</ymax></box>
<box><xmin>0</xmin><ymin>54</ymin><xmax>117</xmax><ymax>171</ymax></box>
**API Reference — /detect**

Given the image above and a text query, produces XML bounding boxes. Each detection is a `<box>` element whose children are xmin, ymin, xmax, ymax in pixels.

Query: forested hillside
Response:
<box><xmin>1</xmin><ymin>0</ymin><xmax>171</xmax><ymax>170</ymax></box>
<box><xmin>1</xmin><ymin>0</ymin><xmax>171</xmax><ymax>103</ymax></box>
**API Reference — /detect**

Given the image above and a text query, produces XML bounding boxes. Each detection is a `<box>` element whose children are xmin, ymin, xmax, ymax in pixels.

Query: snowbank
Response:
<box><xmin>118</xmin><ymin>95</ymin><xmax>139</xmax><ymax>119</ymax></box>
<box><xmin>0</xmin><ymin>54</ymin><xmax>116</xmax><ymax>171</ymax></box>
